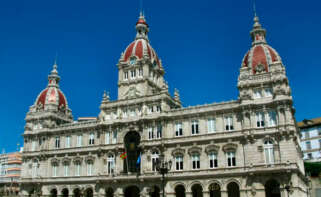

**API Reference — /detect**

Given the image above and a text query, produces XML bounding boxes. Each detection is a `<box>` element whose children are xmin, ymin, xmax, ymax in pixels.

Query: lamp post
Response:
<box><xmin>154</xmin><ymin>154</ymin><xmax>172</xmax><ymax>197</ymax></box>
<box><xmin>285</xmin><ymin>184</ymin><xmax>291</xmax><ymax>197</ymax></box>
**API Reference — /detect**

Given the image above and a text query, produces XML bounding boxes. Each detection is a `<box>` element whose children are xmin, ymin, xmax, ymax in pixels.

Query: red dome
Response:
<box><xmin>242</xmin><ymin>44</ymin><xmax>281</xmax><ymax>74</ymax></box>
<box><xmin>36</xmin><ymin>87</ymin><xmax>68</xmax><ymax>109</ymax></box>
<box><xmin>123</xmin><ymin>38</ymin><xmax>161</xmax><ymax>68</ymax></box>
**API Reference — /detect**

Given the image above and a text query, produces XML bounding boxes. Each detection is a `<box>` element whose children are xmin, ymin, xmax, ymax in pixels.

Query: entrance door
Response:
<box><xmin>124</xmin><ymin>131</ymin><xmax>141</xmax><ymax>173</ymax></box>
<box><xmin>124</xmin><ymin>186</ymin><xmax>140</xmax><ymax>197</ymax></box>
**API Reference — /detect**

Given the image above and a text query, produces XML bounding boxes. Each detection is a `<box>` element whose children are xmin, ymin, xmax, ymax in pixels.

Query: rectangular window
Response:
<box><xmin>55</xmin><ymin>137</ymin><xmax>60</xmax><ymax>149</ymax></box>
<box><xmin>264</xmin><ymin>146</ymin><xmax>274</xmax><ymax>164</ymax></box>
<box><xmin>209</xmin><ymin>152</ymin><xmax>218</xmax><ymax>168</ymax></box>
<box><xmin>131</xmin><ymin>70</ymin><xmax>136</xmax><ymax>78</ymax></box>
<box><xmin>64</xmin><ymin>164</ymin><xmax>69</xmax><ymax>177</ymax></box>
<box><xmin>87</xmin><ymin>162</ymin><xmax>93</xmax><ymax>176</ymax></box>
<box><xmin>191</xmin><ymin>120</ymin><xmax>199</xmax><ymax>135</ymax></box>
<box><xmin>305</xmin><ymin>131</ymin><xmax>310</xmax><ymax>139</ymax></box>
<box><xmin>157</xmin><ymin>124</ymin><xmax>162</xmax><ymax>139</ymax></box>
<box><xmin>89</xmin><ymin>133</ymin><xmax>95</xmax><ymax>145</ymax></box>
<box><xmin>268</xmin><ymin>111</ymin><xmax>277</xmax><ymax>127</ymax></box>
<box><xmin>307</xmin><ymin>153</ymin><xmax>313</xmax><ymax>159</ymax></box>
<box><xmin>256</xmin><ymin>112</ymin><xmax>265</xmax><ymax>128</ymax></box>
<box><xmin>156</xmin><ymin>106</ymin><xmax>162</xmax><ymax>112</ymax></box>
<box><xmin>192</xmin><ymin>154</ymin><xmax>200</xmax><ymax>169</ymax></box>
<box><xmin>77</xmin><ymin>135</ymin><xmax>82</xmax><ymax>147</ymax></box>
<box><xmin>52</xmin><ymin>165</ymin><xmax>58</xmax><ymax>177</ymax></box>
<box><xmin>175</xmin><ymin>156</ymin><xmax>183</xmax><ymax>171</ymax></box>
<box><xmin>175</xmin><ymin>122</ymin><xmax>183</xmax><ymax>137</ymax></box>
<box><xmin>112</xmin><ymin>131</ymin><xmax>117</xmax><ymax>144</ymax></box>
<box><xmin>75</xmin><ymin>163</ymin><xmax>81</xmax><ymax>176</ymax></box>
<box><xmin>306</xmin><ymin>141</ymin><xmax>312</xmax><ymax>150</ymax></box>
<box><xmin>124</xmin><ymin>71</ymin><xmax>128</xmax><ymax>80</ymax></box>
<box><xmin>65</xmin><ymin>136</ymin><xmax>71</xmax><ymax>148</ymax></box>
<box><xmin>148</xmin><ymin>126</ymin><xmax>154</xmax><ymax>140</ymax></box>
<box><xmin>151</xmin><ymin>153</ymin><xmax>159</xmax><ymax>172</ymax></box>
<box><xmin>107</xmin><ymin>155</ymin><xmax>115</xmax><ymax>174</ymax></box>
<box><xmin>265</xmin><ymin>88</ymin><xmax>273</xmax><ymax>97</ymax></box>
<box><xmin>253</xmin><ymin>89</ymin><xmax>262</xmax><ymax>99</ymax></box>
<box><xmin>148</xmin><ymin>106</ymin><xmax>154</xmax><ymax>113</ymax></box>
<box><xmin>319</xmin><ymin>139</ymin><xmax>321</xmax><ymax>148</ymax></box>
<box><xmin>31</xmin><ymin>141</ymin><xmax>36</xmax><ymax>151</ymax></box>
<box><xmin>139</xmin><ymin>68</ymin><xmax>143</xmax><ymax>77</ymax></box>
<box><xmin>105</xmin><ymin>132</ymin><xmax>110</xmax><ymax>144</ymax></box>
<box><xmin>207</xmin><ymin>118</ymin><xmax>216</xmax><ymax>133</ymax></box>
<box><xmin>225</xmin><ymin>116</ymin><xmax>234</xmax><ymax>131</ymax></box>
<box><xmin>227</xmin><ymin>152</ymin><xmax>236</xmax><ymax>167</ymax></box>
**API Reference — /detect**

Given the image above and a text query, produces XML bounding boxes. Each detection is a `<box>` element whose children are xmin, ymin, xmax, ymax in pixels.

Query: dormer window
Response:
<box><xmin>129</xmin><ymin>56</ymin><xmax>137</xmax><ymax>65</ymax></box>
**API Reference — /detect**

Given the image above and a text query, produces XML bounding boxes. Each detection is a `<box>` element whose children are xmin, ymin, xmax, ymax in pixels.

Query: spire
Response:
<box><xmin>174</xmin><ymin>88</ymin><xmax>181</xmax><ymax>105</ymax></box>
<box><xmin>48</xmin><ymin>58</ymin><xmax>60</xmax><ymax>87</ymax></box>
<box><xmin>102</xmin><ymin>90</ymin><xmax>110</xmax><ymax>103</ymax></box>
<box><xmin>250</xmin><ymin>2</ymin><xmax>267</xmax><ymax>46</ymax></box>
<box><xmin>135</xmin><ymin>12</ymin><xmax>149</xmax><ymax>40</ymax></box>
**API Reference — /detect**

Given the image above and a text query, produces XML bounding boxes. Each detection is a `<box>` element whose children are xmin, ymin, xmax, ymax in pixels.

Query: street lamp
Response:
<box><xmin>154</xmin><ymin>154</ymin><xmax>172</xmax><ymax>197</ymax></box>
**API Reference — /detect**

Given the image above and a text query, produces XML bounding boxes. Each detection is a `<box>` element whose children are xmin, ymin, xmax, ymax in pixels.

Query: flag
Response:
<box><xmin>120</xmin><ymin>152</ymin><xmax>127</xmax><ymax>160</ymax></box>
<box><xmin>136</xmin><ymin>153</ymin><xmax>141</xmax><ymax>167</ymax></box>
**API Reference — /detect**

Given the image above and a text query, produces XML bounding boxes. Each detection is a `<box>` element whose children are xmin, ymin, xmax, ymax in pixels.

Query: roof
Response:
<box><xmin>297</xmin><ymin>117</ymin><xmax>321</xmax><ymax>129</ymax></box>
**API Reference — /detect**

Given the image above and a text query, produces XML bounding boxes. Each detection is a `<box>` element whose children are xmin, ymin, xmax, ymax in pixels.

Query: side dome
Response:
<box><xmin>241</xmin><ymin>16</ymin><xmax>282</xmax><ymax>74</ymax></box>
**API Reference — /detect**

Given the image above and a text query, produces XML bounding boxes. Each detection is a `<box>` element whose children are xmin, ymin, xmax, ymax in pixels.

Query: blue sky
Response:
<box><xmin>0</xmin><ymin>0</ymin><xmax>320</xmax><ymax>152</ymax></box>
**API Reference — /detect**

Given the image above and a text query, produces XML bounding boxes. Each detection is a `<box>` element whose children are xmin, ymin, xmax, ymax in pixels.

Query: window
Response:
<box><xmin>209</xmin><ymin>152</ymin><xmax>218</xmax><ymax>168</ymax></box>
<box><xmin>225</xmin><ymin>116</ymin><xmax>234</xmax><ymax>131</ymax></box>
<box><xmin>319</xmin><ymin>139</ymin><xmax>321</xmax><ymax>148</ymax></box>
<box><xmin>265</xmin><ymin>88</ymin><xmax>273</xmax><ymax>97</ymax></box>
<box><xmin>253</xmin><ymin>89</ymin><xmax>262</xmax><ymax>99</ymax></box>
<box><xmin>175</xmin><ymin>122</ymin><xmax>183</xmax><ymax>137</ymax></box>
<box><xmin>65</xmin><ymin>136</ymin><xmax>71</xmax><ymax>148</ymax></box>
<box><xmin>268</xmin><ymin>111</ymin><xmax>277</xmax><ymax>127</ymax></box>
<box><xmin>139</xmin><ymin>68</ymin><xmax>143</xmax><ymax>77</ymax></box>
<box><xmin>55</xmin><ymin>137</ymin><xmax>60</xmax><ymax>149</ymax></box>
<box><xmin>148</xmin><ymin>126</ymin><xmax>154</xmax><ymax>140</ymax></box>
<box><xmin>112</xmin><ymin>131</ymin><xmax>117</xmax><ymax>144</ymax></box>
<box><xmin>32</xmin><ymin>162</ymin><xmax>38</xmax><ymax>178</ymax></box>
<box><xmin>105</xmin><ymin>132</ymin><xmax>110</xmax><ymax>144</ymax></box>
<box><xmin>256</xmin><ymin>112</ymin><xmax>265</xmax><ymax>128</ymax></box>
<box><xmin>318</xmin><ymin>130</ymin><xmax>321</xmax><ymax>136</ymax></box>
<box><xmin>264</xmin><ymin>140</ymin><xmax>274</xmax><ymax>164</ymax></box>
<box><xmin>191</xmin><ymin>120</ymin><xmax>199</xmax><ymax>135</ymax></box>
<box><xmin>89</xmin><ymin>133</ymin><xmax>95</xmax><ymax>145</ymax></box>
<box><xmin>227</xmin><ymin>151</ymin><xmax>236</xmax><ymax>167</ymax></box>
<box><xmin>124</xmin><ymin>71</ymin><xmax>128</xmax><ymax>80</ymax></box>
<box><xmin>304</xmin><ymin>131</ymin><xmax>310</xmax><ymax>139</ymax></box>
<box><xmin>31</xmin><ymin>141</ymin><xmax>36</xmax><ymax>151</ymax></box>
<box><xmin>192</xmin><ymin>154</ymin><xmax>200</xmax><ymax>169</ymax></box>
<box><xmin>107</xmin><ymin>155</ymin><xmax>115</xmax><ymax>174</ymax></box>
<box><xmin>156</xmin><ymin>105</ymin><xmax>162</xmax><ymax>112</ymax></box>
<box><xmin>175</xmin><ymin>155</ymin><xmax>183</xmax><ymax>171</ymax></box>
<box><xmin>130</xmin><ymin>108</ymin><xmax>136</xmax><ymax>117</ymax></box>
<box><xmin>131</xmin><ymin>70</ymin><xmax>136</xmax><ymax>78</ymax></box>
<box><xmin>64</xmin><ymin>163</ymin><xmax>69</xmax><ymax>177</ymax></box>
<box><xmin>52</xmin><ymin>163</ymin><xmax>58</xmax><ymax>177</ymax></box>
<box><xmin>151</xmin><ymin>151</ymin><xmax>159</xmax><ymax>172</ymax></box>
<box><xmin>307</xmin><ymin>153</ymin><xmax>313</xmax><ymax>159</ymax></box>
<box><xmin>208</xmin><ymin>118</ymin><xmax>216</xmax><ymax>133</ymax></box>
<box><xmin>77</xmin><ymin>135</ymin><xmax>82</xmax><ymax>147</ymax></box>
<box><xmin>306</xmin><ymin>141</ymin><xmax>312</xmax><ymax>150</ymax></box>
<box><xmin>87</xmin><ymin>161</ymin><xmax>93</xmax><ymax>176</ymax></box>
<box><xmin>148</xmin><ymin>106</ymin><xmax>154</xmax><ymax>113</ymax></box>
<box><xmin>75</xmin><ymin>162</ymin><xmax>81</xmax><ymax>176</ymax></box>
<box><xmin>156</xmin><ymin>124</ymin><xmax>162</xmax><ymax>139</ymax></box>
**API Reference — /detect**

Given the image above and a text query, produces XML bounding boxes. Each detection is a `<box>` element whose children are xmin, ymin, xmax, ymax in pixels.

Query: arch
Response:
<box><xmin>175</xmin><ymin>185</ymin><xmax>186</xmax><ymax>197</ymax></box>
<box><xmin>73</xmin><ymin>188</ymin><xmax>81</xmax><ymax>197</ymax></box>
<box><xmin>150</xmin><ymin>185</ymin><xmax>160</xmax><ymax>197</ymax></box>
<box><xmin>265</xmin><ymin>179</ymin><xmax>281</xmax><ymax>197</ymax></box>
<box><xmin>209</xmin><ymin>183</ymin><xmax>221</xmax><ymax>197</ymax></box>
<box><xmin>50</xmin><ymin>188</ymin><xmax>58</xmax><ymax>197</ymax></box>
<box><xmin>227</xmin><ymin>182</ymin><xmax>240</xmax><ymax>197</ymax></box>
<box><xmin>191</xmin><ymin>184</ymin><xmax>203</xmax><ymax>197</ymax></box>
<box><xmin>124</xmin><ymin>131</ymin><xmax>141</xmax><ymax>173</ymax></box>
<box><xmin>61</xmin><ymin>188</ymin><xmax>69</xmax><ymax>197</ymax></box>
<box><xmin>124</xmin><ymin>185</ymin><xmax>140</xmax><ymax>197</ymax></box>
<box><xmin>85</xmin><ymin>188</ymin><xmax>94</xmax><ymax>197</ymax></box>
<box><xmin>28</xmin><ymin>188</ymin><xmax>35</xmax><ymax>197</ymax></box>
<box><xmin>105</xmin><ymin>187</ymin><xmax>114</xmax><ymax>197</ymax></box>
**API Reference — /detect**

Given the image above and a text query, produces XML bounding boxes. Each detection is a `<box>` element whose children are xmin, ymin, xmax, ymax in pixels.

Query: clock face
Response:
<box><xmin>130</xmin><ymin>57</ymin><xmax>136</xmax><ymax>65</ymax></box>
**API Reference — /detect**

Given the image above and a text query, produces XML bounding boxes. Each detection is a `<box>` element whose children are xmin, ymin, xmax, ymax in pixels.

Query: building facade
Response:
<box><xmin>20</xmin><ymin>12</ymin><xmax>308</xmax><ymax>197</ymax></box>
<box><xmin>298</xmin><ymin>118</ymin><xmax>321</xmax><ymax>162</ymax></box>
<box><xmin>0</xmin><ymin>151</ymin><xmax>22</xmax><ymax>195</ymax></box>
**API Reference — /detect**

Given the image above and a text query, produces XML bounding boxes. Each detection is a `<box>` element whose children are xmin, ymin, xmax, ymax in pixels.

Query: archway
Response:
<box><xmin>28</xmin><ymin>189</ymin><xmax>35</xmax><ymax>197</ymax></box>
<box><xmin>73</xmin><ymin>188</ymin><xmax>81</xmax><ymax>197</ymax></box>
<box><xmin>85</xmin><ymin>188</ymin><xmax>93</xmax><ymax>197</ymax></box>
<box><xmin>191</xmin><ymin>184</ymin><xmax>203</xmax><ymax>197</ymax></box>
<box><xmin>105</xmin><ymin>187</ymin><xmax>114</xmax><ymax>197</ymax></box>
<box><xmin>150</xmin><ymin>185</ymin><xmax>160</xmax><ymax>197</ymax></box>
<box><xmin>124</xmin><ymin>131</ymin><xmax>141</xmax><ymax>173</ymax></box>
<box><xmin>124</xmin><ymin>186</ymin><xmax>140</xmax><ymax>197</ymax></box>
<box><xmin>265</xmin><ymin>179</ymin><xmax>281</xmax><ymax>197</ymax></box>
<box><xmin>227</xmin><ymin>182</ymin><xmax>239</xmax><ymax>197</ymax></box>
<box><xmin>209</xmin><ymin>183</ymin><xmax>221</xmax><ymax>197</ymax></box>
<box><xmin>50</xmin><ymin>189</ymin><xmax>57</xmax><ymax>197</ymax></box>
<box><xmin>175</xmin><ymin>185</ymin><xmax>186</xmax><ymax>197</ymax></box>
<box><xmin>62</xmin><ymin>188</ymin><xmax>69</xmax><ymax>197</ymax></box>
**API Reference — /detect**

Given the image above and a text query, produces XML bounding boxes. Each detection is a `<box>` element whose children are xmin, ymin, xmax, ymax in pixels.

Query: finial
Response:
<box><xmin>140</xmin><ymin>0</ymin><xmax>144</xmax><ymax>16</ymax></box>
<box><xmin>253</xmin><ymin>0</ymin><xmax>257</xmax><ymax>17</ymax></box>
<box><xmin>102</xmin><ymin>90</ymin><xmax>110</xmax><ymax>102</ymax></box>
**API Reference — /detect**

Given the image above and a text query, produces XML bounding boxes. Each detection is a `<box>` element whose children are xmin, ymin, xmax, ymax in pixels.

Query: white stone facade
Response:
<box><xmin>19</xmin><ymin>12</ymin><xmax>308</xmax><ymax>197</ymax></box>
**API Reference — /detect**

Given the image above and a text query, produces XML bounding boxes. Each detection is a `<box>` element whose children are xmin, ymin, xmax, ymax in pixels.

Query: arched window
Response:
<box><xmin>265</xmin><ymin>179</ymin><xmax>281</xmax><ymax>197</ymax></box>
<box><xmin>151</xmin><ymin>151</ymin><xmax>159</xmax><ymax>171</ymax></box>
<box><xmin>105</xmin><ymin>187</ymin><xmax>114</xmax><ymax>197</ymax></box>
<box><xmin>85</xmin><ymin>188</ymin><xmax>93</xmax><ymax>197</ymax></box>
<box><xmin>191</xmin><ymin>184</ymin><xmax>203</xmax><ymax>197</ymax></box>
<box><xmin>50</xmin><ymin>189</ymin><xmax>57</xmax><ymax>197</ymax></box>
<box><xmin>107</xmin><ymin>154</ymin><xmax>115</xmax><ymax>174</ymax></box>
<box><xmin>62</xmin><ymin>188</ymin><xmax>69</xmax><ymax>197</ymax></box>
<box><xmin>175</xmin><ymin>185</ymin><xmax>185</xmax><ymax>197</ymax></box>
<box><xmin>227</xmin><ymin>182</ymin><xmax>239</xmax><ymax>197</ymax></box>
<box><xmin>209</xmin><ymin>183</ymin><xmax>221</xmax><ymax>197</ymax></box>
<box><xmin>264</xmin><ymin>140</ymin><xmax>274</xmax><ymax>164</ymax></box>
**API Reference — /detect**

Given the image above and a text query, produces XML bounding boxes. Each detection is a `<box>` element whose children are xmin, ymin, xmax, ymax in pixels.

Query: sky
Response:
<box><xmin>0</xmin><ymin>0</ymin><xmax>320</xmax><ymax>152</ymax></box>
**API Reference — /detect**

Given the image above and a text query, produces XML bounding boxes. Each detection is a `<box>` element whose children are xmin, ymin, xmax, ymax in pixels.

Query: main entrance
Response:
<box><xmin>124</xmin><ymin>131</ymin><xmax>141</xmax><ymax>173</ymax></box>
<box><xmin>124</xmin><ymin>186</ymin><xmax>140</xmax><ymax>197</ymax></box>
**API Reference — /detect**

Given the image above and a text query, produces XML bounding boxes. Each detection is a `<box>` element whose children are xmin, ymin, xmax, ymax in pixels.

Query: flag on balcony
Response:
<box><xmin>120</xmin><ymin>152</ymin><xmax>127</xmax><ymax>160</ymax></box>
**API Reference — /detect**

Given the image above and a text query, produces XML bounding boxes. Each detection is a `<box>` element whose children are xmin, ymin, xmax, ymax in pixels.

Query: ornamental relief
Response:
<box><xmin>205</xmin><ymin>144</ymin><xmax>220</xmax><ymax>154</ymax></box>
<box><xmin>222</xmin><ymin>143</ymin><xmax>238</xmax><ymax>152</ymax></box>
<box><xmin>171</xmin><ymin>148</ymin><xmax>185</xmax><ymax>157</ymax></box>
<box><xmin>187</xmin><ymin>146</ymin><xmax>202</xmax><ymax>155</ymax></box>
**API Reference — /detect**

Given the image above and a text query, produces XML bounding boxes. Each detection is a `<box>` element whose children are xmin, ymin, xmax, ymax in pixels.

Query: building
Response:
<box><xmin>298</xmin><ymin>118</ymin><xmax>321</xmax><ymax>162</ymax></box>
<box><xmin>19</xmin><ymin>10</ymin><xmax>309</xmax><ymax>197</ymax></box>
<box><xmin>0</xmin><ymin>151</ymin><xmax>22</xmax><ymax>195</ymax></box>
